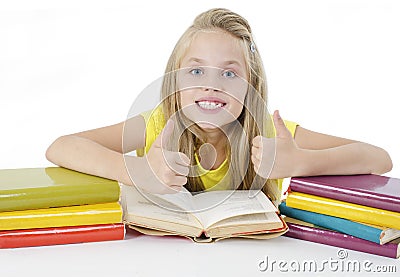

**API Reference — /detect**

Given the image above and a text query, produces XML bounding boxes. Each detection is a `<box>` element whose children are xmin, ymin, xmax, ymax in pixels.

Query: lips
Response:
<box><xmin>195</xmin><ymin>97</ymin><xmax>227</xmax><ymax>110</ymax></box>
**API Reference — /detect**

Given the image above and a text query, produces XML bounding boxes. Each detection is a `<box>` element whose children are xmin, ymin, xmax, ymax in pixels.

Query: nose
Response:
<box><xmin>202</xmin><ymin>86</ymin><xmax>221</xmax><ymax>92</ymax></box>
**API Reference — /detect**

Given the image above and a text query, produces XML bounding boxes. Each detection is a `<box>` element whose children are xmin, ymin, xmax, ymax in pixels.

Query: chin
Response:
<box><xmin>195</xmin><ymin>120</ymin><xmax>236</xmax><ymax>132</ymax></box>
<box><xmin>196</xmin><ymin>122</ymin><xmax>220</xmax><ymax>130</ymax></box>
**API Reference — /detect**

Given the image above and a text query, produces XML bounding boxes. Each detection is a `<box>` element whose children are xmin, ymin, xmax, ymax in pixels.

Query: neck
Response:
<box><xmin>197</xmin><ymin>127</ymin><xmax>228</xmax><ymax>170</ymax></box>
<box><xmin>202</xmin><ymin>128</ymin><xmax>226</xmax><ymax>148</ymax></box>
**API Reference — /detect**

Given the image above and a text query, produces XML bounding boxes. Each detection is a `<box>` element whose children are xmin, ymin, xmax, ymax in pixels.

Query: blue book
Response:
<box><xmin>279</xmin><ymin>202</ymin><xmax>400</xmax><ymax>245</ymax></box>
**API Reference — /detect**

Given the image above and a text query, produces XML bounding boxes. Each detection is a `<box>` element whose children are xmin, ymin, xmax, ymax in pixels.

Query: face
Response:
<box><xmin>178</xmin><ymin>30</ymin><xmax>248</xmax><ymax>130</ymax></box>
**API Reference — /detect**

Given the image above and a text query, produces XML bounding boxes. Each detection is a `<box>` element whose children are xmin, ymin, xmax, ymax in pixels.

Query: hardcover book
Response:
<box><xmin>279</xmin><ymin>202</ymin><xmax>400</xmax><ymax>244</ymax></box>
<box><xmin>0</xmin><ymin>223</ymin><xmax>125</xmax><ymax>249</ymax></box>
<box><xmin>289</xmin><ymin>174</ymin><xmax>400</xmax><ymax>212</ymax></box>
<box><xmin>0</xmin><ymin>167</ymin><xmax>120</xmax><ymax>212</ymax></box>
<box><xmin>0</xmin><ymin>202</ymin><xmax>123</xmax><ymax>231</ymax></box>
<box><xmin>284</xmin><ymin>217</ymin><xmax>400</xmax><ymax>259</ymax></box>
<box><xmin>285</xmin><ymin>192</ymin><xmax>400</xmax><ymax>230</ymax></box>
<box><xmin>121</xmin><ymin>185</ymin><xmax>287</xmax><ymax>242</ymax></box>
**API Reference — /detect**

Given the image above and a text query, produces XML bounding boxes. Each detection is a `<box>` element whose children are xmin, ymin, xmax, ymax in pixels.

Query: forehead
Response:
<box><xmin>181</xmin><ymin>30</ymin><xmax>246</xmax><ymax>68</ymax></box>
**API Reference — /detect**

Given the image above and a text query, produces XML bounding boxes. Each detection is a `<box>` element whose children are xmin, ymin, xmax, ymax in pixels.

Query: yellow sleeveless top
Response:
<box><xmin>137</xmin><ymin>107</ymin><xmax>298</xmax><ymax>195</ymax></box>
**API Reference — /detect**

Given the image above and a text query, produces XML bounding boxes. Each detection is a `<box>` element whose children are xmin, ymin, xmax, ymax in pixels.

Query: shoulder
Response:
<box><xmin>139</xmin><ymin>105</ymin><xmax>166</xmax><ymax>154</ymax></box>
<box><xmin>283</xmin><ymin>119</ymin><xmax>298</xmax><ymax>138</ymax></box>
<box><xmin>141</xmin><ymin>105</ymin><xmax>166</xmax><ymax>134</ymax></box>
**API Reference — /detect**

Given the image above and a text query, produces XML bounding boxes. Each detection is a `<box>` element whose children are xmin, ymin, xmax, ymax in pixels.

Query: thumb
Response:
<box><xmin>273</xmin><ymin>110</ymin><xmax>291</xmax><ymax>139</ymax></box>
<box><xmin>152</xmin><ymin>119</ymin><xmax>175</xmax><ymax>149</ymax></box>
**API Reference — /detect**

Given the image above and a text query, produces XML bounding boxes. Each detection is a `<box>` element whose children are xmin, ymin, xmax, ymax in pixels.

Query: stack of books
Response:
<box><xmin>280</xmin><ymin>174</ymin><xmax>400</xmax><ymax>259</ymax></box>
<box><xmin>0</xmin><ymin>167</ymin><xmax>124</xmax><ymax>248</ymax></box>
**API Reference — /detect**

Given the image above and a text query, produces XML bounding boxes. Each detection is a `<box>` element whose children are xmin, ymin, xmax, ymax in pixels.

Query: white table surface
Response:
<box><xmin>1</xmin><ymin>227</ymin><xmax>398</xmax><ymax>277</ymax></box>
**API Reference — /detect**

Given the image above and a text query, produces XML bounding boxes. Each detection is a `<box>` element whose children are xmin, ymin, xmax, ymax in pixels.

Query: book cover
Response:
<box><xmin>289</xmin><ymin>174</ymin><xmax>400</xmax><ymax>212</ymax></box>
<box><xmin>286</xmin><ymin>192</ymin><xmax>400</xmax><ymax>229</ymax></box>
<box><xmin>284</xmin><ymin>221</ymin><xmax>400</xmax><ymax>259</ymax></box>
<box><xmin>0</xmin><ymin>202</ymin><xmax>122</xmax><ymax>231</ymax></box>
<box><xmin>0</xmin><ymin>223</ymin><xmax>125</xmax><ymax>249</ymax></box>
<box><xmin>279</xmin><ymin>202</ymin><xmax>400</xmax><ymax>244</ymax></box>
<box><xmin>0</xmin><ymin>167</ymin><xmax>120</xmax><ymax>212</ymax></box>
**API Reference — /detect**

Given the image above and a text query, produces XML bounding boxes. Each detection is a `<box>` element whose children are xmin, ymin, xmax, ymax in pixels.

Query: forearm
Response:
<box><xmin>46</xmin><ymin>135</ymin><xmax>133</xmax><ymax>185</ymax></box>
<box><xmin>296</xmin><ymin>142</ymin><xmax>393</xmax><ymax>176</ymax></box>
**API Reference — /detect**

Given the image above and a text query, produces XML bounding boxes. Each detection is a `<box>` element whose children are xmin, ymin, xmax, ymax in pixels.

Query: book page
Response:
<box><xmin>152</xmin><ymin>187</ymin><xmax>196</xmax><ymax>212</ymax></box>
<box><xmin>121</xmin><ymin>185</ymin><xmax>202</xmax><ymax>228</ymax></box>
<box><xmin>191</xmin><ymin>190</ymin><xmax>278</xmax><ymax>228</ymax></box>
<box><xmin>211</xmin><ymin>212</ymin><xmax>281</xmax><ymax>228</ymax></box>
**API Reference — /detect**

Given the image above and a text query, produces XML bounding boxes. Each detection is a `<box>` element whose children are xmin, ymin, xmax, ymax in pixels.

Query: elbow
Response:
<box><xmin>382</xmin><ymin>150</ymin><xmax>393</xmax><ymax>174</ymax></box>
<box><xmin>45</xmin><ymin>138</ymin><xmax>56</xmax><ymax>162</ymax></box>
<box><xmin>372</xmin><ymin>148</ymin><xmax>393</xmax><ymax>175</ymax></box>
<box><xmin>45</xmin><ymin>135</ymin><xmax>68</xmax><ymax>165</ymax></box>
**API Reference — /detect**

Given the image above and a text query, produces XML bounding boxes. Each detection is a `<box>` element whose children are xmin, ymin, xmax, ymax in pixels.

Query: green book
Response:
<box><xmin>0</xmin><ymin>167</ymin><xmax>120</xmax><ymax>212</ymax></box>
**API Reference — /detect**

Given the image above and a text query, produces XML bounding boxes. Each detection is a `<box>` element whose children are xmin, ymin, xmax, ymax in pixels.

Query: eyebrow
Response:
<box><xmin>185</xmin><ymin>57</ymin><xmax>243</xmax><ymax>67</ymax></box>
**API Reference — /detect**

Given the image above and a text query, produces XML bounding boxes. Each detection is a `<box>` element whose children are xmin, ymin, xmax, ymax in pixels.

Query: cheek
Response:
<box><xmin>179</xmin><ymin>90</ymin><xmax>194</xmax><ymax>107</ymax></box>
<box><xmin>228</xmin><ymin>93</ymin><xmax>246</xmax><ymax>116</ymax></box>
<box><xmin>231</xmin><ymin>101</ymin><xmax>244</xmax><ymax>117</ymax></box>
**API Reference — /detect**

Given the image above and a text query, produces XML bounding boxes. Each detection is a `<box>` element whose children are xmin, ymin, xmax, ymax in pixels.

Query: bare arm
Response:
<box><xmin>45</xmin><ymin>115</ymin><xmax>146</xmax><ymax>184</ymax></box>
<box><xmin>293</xmin><ymin>126</ymin><xmax>393</xmax><ymax>176</ymax></box>
<box><xmin>252</xmin><ymin>110</ymin><xmax>393</xmax><ymax>179</ymax></box>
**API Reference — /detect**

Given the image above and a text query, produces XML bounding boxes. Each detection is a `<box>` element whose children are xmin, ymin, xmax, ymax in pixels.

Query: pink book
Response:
<box><xmin>289</xmin><ymin>174</ymin><xmax>400</xmax><ymax>213</ymax></box>
<box><xmin>285</xmin><ymin>222</ymin><xmax>400</xmax><ymax>259</ymax></box>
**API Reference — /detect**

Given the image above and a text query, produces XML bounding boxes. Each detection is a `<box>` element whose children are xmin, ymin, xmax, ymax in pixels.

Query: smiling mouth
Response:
<box><xmin>195</xmin><ymin>100</ymin><xmax>227</xmax><ymax>110</ymax></box>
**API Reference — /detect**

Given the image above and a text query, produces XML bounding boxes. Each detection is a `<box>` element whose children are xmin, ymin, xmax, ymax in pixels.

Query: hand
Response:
<box><xmin>127</xmin><ymin>119</ymin><xmax>190</xmax><ymax>194</ymax></box>
<box><xmin>251</xmin><ymin>110</ymin><xmax>301</xmax><ymax>179</ymax></box>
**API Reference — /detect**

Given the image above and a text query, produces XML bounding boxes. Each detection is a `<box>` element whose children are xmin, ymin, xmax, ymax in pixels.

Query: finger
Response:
<box><xmin>251</xmin><ymin>153</ymin><xmax>260</xmax><ymax>165</ymax></box>
<box><xmin>152</xmin><ymin>119</ymin><xmax>175</xmax><ymax>149</ymax></box>
<box><xmin>171</xmin><ymin>163</ymin><xmax>190</xmax><ymax>176</ymax></box>
<box><xmin>169</xmin><ymin>185</ymin><xmax>183</xmax><ymax>192</ymax></box>
<box><xmin>273</xmin><ymin>110</ymin><xmax>291</xmax><ymax>139</ymax></box>
<box><xmin>171</xmin><ymin>175</ymin><xmax>188</xmax><ymax>187</ymax></box>
<box><xmin>163</xmin><ymin>152</ymin><xmax>189</xmax><ymax>175</ymax></box>
<box><xmin>253</xmin><ymin>163</ymin><xmax>260</xmax><ymax>173</ymax></box>
<box><xmin>251</xmin><ymin>146</ymin><xmax>262</xmax><ymax>160</ymax></box>
<box><xmin>252</xmin><ymin>135</ymin><xmax>263</xmax><ymax>148</ymax></box>
<box><xmin>175</xmin><ymin>152</ymin><xmax>190</xmax><ymax>166</ymax></box>
<box><xmin>158</xmin><ymin>185</ymin><xmax>182</xmax><ymax>194</ymax></box>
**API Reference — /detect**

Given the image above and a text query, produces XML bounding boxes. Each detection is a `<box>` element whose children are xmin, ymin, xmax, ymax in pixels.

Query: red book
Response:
<box><xmin>0</xmin><ymin>223</ymin><xmax>125</xmax><ymax>248</ymax></box>
<box><xmin>289</xmin><ymin>174</ymin><xmax>400</xmax><ymax>213</ymax></box>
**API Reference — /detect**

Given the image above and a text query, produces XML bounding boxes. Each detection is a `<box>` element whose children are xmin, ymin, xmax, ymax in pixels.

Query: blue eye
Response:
<box><xmin>223</xmin><ymin>70</ymin><xmax>236</xmax><ymax>78</ymax></box>
<box><xmin>190</xmin><ymin>68</ymin><xmax>203</xmax><ymax>75</ymax></box>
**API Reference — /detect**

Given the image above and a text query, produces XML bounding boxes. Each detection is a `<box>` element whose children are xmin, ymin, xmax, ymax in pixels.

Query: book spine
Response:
<box><xmin>284</xmin><ymin>223</ymin><xmax>399</xmax><ymax>259</ymax></box>
<box><xmin>0</xmin><ymin>223</ymin><xmax>125</xmax><ymax>248</ymax></box>
<box><xmin>0</xmin><ymin>183</ymin><xmax>121</xmax><ymax>212</ymax></box>
<box><xmin>0</xmin><ymin>203</ymin><xmax>122</xmax><ymax>231</ymax></box>
<box><xmin>286</xmin><ymin>192</ymin><xmax>400</xmax><ymax>230</ymax></box>
<box><xmin>279</xmin><ymin>202</ymin><xmax>382</xmax><ymax>244</ymax></box>
<box><xmin>289</xmin><ymin>179</ymin><xmax>400</xmax><ymax>213</ymax></box>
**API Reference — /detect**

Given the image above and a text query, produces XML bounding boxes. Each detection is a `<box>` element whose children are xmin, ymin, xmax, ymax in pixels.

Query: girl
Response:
<box><xmin>46</xmin><ymin>8</ymin><xmax>392</xmax><ymax>202</ymax></box>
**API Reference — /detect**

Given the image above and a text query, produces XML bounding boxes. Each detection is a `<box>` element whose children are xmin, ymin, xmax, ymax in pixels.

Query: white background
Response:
<box><xmin>0</xmin><ymin>1</ymin><xmax>399</xmax><ymax>275</ymax></box>
<box><xmin>1</xmin><ymin>0</ymin><xmax>399</xmax><ymax>178</ymax></box>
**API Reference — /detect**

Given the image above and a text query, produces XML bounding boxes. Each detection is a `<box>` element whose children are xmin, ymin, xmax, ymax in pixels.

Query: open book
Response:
<box><xmin>120</xmin><ymin>185</ymin><xmax>287</xmax><ymax>242</ymax></box>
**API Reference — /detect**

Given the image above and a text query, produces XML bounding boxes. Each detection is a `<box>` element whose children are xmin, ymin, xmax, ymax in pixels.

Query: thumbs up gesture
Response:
<box><xmin>251</xmin><ymin>110</ymin><xmax>300</xmax><ymax>179</ymax></box>
<box><xmin>143</xmin><ymin>119</ymin><xmax>190</xmax><ymax>193</ymax></box>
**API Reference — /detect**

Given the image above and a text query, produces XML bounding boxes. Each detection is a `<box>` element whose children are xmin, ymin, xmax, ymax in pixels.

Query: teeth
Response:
<box><xmin>197</xmin><ymin>101</ymin><xmax>224</xmax><ymax>110</ymax></box>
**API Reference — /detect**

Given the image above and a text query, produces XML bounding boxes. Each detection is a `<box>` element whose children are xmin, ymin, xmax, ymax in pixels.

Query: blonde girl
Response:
<box><xmin>46</xmin><ymin>8</ymin><xmax>392</xmax><ymax>202</ymax></box>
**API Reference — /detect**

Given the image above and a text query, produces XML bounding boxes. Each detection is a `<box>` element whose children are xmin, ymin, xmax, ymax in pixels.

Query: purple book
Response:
<box><xmin>284</xmin><ymin>222</ymin><xmax>400</xmax><ymax>259</ymax></box>
<box><xmin>289</xmin><ymin>174</ymin><xmax>400</xmax><ymax>213</ymax></box>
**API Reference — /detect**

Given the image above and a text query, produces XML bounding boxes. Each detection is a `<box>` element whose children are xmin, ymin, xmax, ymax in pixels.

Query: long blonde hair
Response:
<box><xmin>160</xmin><ymin>8</ymin><xmax>279</xmax><ymax>200</ymax></box>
